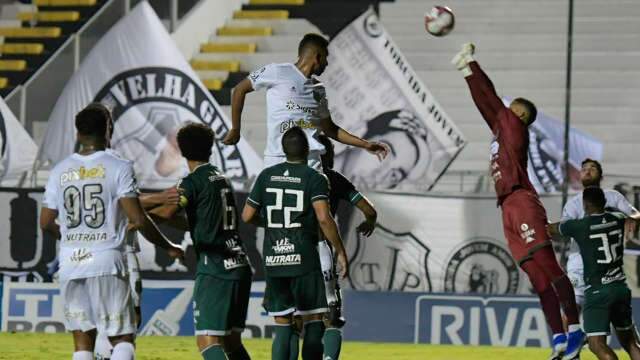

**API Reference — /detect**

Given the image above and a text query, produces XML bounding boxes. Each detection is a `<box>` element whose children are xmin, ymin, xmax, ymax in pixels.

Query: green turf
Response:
<box><xmin>0</xmin><ymin>332</ymin><xmax>615</xmax><ymax>359</ymax></box>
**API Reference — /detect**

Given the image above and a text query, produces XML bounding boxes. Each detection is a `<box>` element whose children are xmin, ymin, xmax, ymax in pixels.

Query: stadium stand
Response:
<box><xmin>0</xmin><ymin>0</ymin><xmax>105</xmax><ymax>96</ymax></box>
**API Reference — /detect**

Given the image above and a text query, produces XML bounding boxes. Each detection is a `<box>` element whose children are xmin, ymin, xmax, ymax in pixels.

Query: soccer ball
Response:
<box><xmin>424</xmin><ymin>6</ymin><xmax>455</xmax><ymax>37</ymax></box>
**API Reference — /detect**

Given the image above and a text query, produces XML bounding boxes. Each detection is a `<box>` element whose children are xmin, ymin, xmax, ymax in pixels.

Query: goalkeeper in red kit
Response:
<box><xmin>452</xmin><ymin>43</ymin><xmax>584</xmax><ymax>360</ymax></box>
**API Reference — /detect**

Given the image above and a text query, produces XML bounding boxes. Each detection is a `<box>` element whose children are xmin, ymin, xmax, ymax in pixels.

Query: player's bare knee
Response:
<box><xmin>274</xmin><ymin>315</ymin><xmax>293</xmax><ymax>325</ymax></box>
<box><xmin>73</xmin><ymin>330</ymin><xmax>97</xmax><ymax>351</ymax></box>
<box><xmin>302</xmin><ymin>313</ymin><xmax>323</xmax><ymax>323</ymax></box>
<box><xmin>197</xmin><ymin>335</ymin><xmax>222</xmax><ymax>352</ymax></box>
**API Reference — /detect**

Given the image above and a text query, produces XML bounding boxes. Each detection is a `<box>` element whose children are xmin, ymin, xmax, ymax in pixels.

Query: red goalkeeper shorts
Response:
<box><xmin>501</xmin><ymin>189</ymin><xmax>552</xmax><ymax>265</ymax></box>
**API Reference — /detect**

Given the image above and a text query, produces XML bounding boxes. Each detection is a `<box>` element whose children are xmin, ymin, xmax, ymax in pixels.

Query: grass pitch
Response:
<box><xmin>0</xmin><ymin>332</ymin><xmax>613</xmax><ymax>359</ymax></box>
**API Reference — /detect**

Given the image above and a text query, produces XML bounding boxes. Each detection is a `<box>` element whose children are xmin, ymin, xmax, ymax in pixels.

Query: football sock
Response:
<box><xmin>272</xmin><ymin>325</ymin><xmax>293</xmax><ymax>360</ymax></box>
<box><xmin>289</xmin><ymin>327</ymin><xmax>300</xmax><ymax>360</ymax></box>
<box><xmin>202</xmin><ymin>344</ymin><xmax>228</xmax><ymax>360</ymax></box>
<box><xmin>302</xmin><ymin>321</ymin><xmax>325</xmax><ymax>360</ymax></box>
<box><xmin>521</xmin><ymin>260</ymin><xmax>564</xmax><ymax>334</ymax></box>
<box><xmin>111</xmin><ymin>342</ymin><xmax>135</xmax><ymax>360</ymax></box>
<box><xmin>227</xmin><ymin>344</ymin><xmax>251</xmax><ymax>360</ymax></box>
<box><xmin>322</xmin><ymin>328</ymin><xmax>342</xmax><ymax>360</ymax></box>
<box><xmin>94</xmin><ymin>332</ymin><xmax>113</xmax><ymax>359</ymax></box>
<box><xmin>72</xmin><ymin>351</ymin><xmax>93</xmax><ymax>360</ymax></box>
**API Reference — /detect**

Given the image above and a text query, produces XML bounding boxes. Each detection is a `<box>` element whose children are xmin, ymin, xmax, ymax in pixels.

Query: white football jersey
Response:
<box><xmin>249</xmin><ymin>63</ymin><xmax>331</xmax><ymax>157</ymax></box>
<box><xmin>562</xmin><ymin>188</ymin><xmax>637</xmax><ymax>254</ymax></box>
<box><xmin>43</xmin><ymin>151</ymin><xmax>139</xmax><ymax>281</ymax></box>
<box><xmin>105</xmin><ymin>148</ymin><xmax>140</xmax><ymax>254</ymax></box>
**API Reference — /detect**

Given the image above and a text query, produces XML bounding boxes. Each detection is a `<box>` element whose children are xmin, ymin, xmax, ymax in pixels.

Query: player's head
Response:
<box><xmin>298</xmin><ymin>33</ymin><xmax>329</xmax><ymax>76</ymax></box>
<box><xmin>509</xmin><ymin>98</ymin><xmax>537</xmax><ymax>126</ymax></box>
<box><xmin>75</xmin><ymin>103</ymin><xmax>113</xmax><ymax>145</ymax></box>
<box><xmin>176</xmin><ymin>123</ymin><xmax>214</xmax><ymax>162</ymax></box>
<box><xmin>282</xmin><ymin>126</ymin><xmax>309</xmax><ymax>162</ymax></box>
<box><xmin>580</xmin><ymin>158</ymin><xmax>603</xmax><ymax>187</ymax></box>
<box><xmin>318</xmin><ymin>135</ymin><xmax>334</xmax><ymax>170</ymax></box>
<box><xmin>341</xmin><ymin>109</ymin><xmax>431</xmax><ymax>189</ymax></box>
<box><xmin>583</xmin><ymin>186</ymin><xmax>606</xmax><ymax>214</ymax></box>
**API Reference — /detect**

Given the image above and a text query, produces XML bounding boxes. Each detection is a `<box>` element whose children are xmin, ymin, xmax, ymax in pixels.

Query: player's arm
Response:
<box><xmin>313</xmin><ymin>199</ymin><xmax>349</xmax><ymax>278</ymax></box>
<box><xmin>242</xmin><ymin>173</ymin><xmax>266</xmax><ymax>226</ymax></box>
<box><xmin>120</xmin><ymin>198</ymin><xmax>183</xmax><ymax>258</ymax></box>
<box><xmin>223</xmin><ymin>78</ymin><xmax>255</xmax><ymax>145</ymax></box>
<box><xmin>39</xmin><ymin>208</ymin><xmax>60</xmax><ymax>240</ymax></box>
<box><xmin>453</xmin><ymin>44</ymin><xmax>504</xmax><ymax>132</ymax></box>
<box><xmin>355</xmin><ymin>196</ymin><xmax>377</xmax><ymax>237</ymax></box>
<box><xmin>319</xmin><ymin>116</ymin><xmax>389</xmax><ymax>160</ymax></box>
<box><xmin>547</xmin><ymin>222</ymin><xmax>562</xmax><ymax>239</ymax></box>
<box><xmin>139</xmin><ymin>187</ymin><xmax>180</xmax><ymax>210</ymax></box>
<box><xmin>40</xmin><ymin>175</ymin><xmax>61</xmax><ymax>240</ymax></box>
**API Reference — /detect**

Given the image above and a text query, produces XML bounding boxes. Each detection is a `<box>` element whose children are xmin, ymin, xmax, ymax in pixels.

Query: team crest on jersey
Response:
<box><xmin>444</xmin><ymin>238</ymin><xmax>520</xmax><ymax>294</ymax></box>
<box><xmin>93</xmin><ymin>67</ymin><xmax>250</xmax><ymax>182</ymax></box>
<box><xmin>347</xmin><ymin>224</ymin><xmax>432</xmax><ymax>292</ymax></box>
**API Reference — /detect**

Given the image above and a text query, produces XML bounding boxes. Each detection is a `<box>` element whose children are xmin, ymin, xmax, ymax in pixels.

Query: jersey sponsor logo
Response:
<box><xmin>444</xmin><ymin>238</ymin><xmax>520</xmax><ymax>294</ymax></box>
<box><xmin>93</xmin><ymin>67</ymin><xmax>250</xmax><ymax>181</ymax></box>
<box><xmin>270</xmin><ymin>173</ymin><xmax>302</xmax><ymax>184</ymax></box>
<box><xmin>60</xmin><ymin>165</ymin><xmax>106</xmax><ymax>185</ymax></box>
<box><xmin>265</xmin><ymin>254</ymin><xmax>302</xmax><ymax>266</ymax></box>
<box><xmin>279</xmin><ymin>119</ymin><xmax>317</xmax><ymax>134</ymax></box>
<box><xmin>67</xmin><ymin>248</ymin><xmax>93</xmax><ymax>264</ymax></box>
<box><xmin>64</xmin><ymin>232</ymin><xmax>108</xmax><ymax>243</ymax></box>
<box><xmin>348</xmin><ymin>224</ymin><xmax>432</xmax><ymax>292</ymax></box>
<box><xmin>223</xmin><ymin>256</ymin><xmax>248</xmax><ymax>270</ymax></box>
<box><xmin>590</xmin><ymin>221</ymin><xmax>617</xmax><ymax>231</ymax></box>
<box><xmin>272</xmin><ymin>238</ymin><xmax>295</xmax><ymax>254</ymax></box>
<box><xmin>519</xmin><ymin>223</ymin><xmax>536</xmax><ymax>244</ymax></box>
<box><xmin>601</xmin><ymin>267</ymin><xmax>625</xmax><ymax>285</ymax></box>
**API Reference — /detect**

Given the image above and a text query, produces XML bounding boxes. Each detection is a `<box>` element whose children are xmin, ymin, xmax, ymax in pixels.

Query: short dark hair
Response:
<box><xmin>282</xmin><ymin>127</ymin><xmax>309</xmax><ymax>160</ymax></box>
<box><xmin>298</xmin><ymin>33</ymin><xmax>329</xmax><ymax>56</ymax></box>
<box><xmin>177</xmin><ymin>123</ymin><xmax>214</xmax><ymax>162</ymax></box>
<box><xmin>513</xmin><ymin>97</ymin><xmax>538</xmax><ymax>125</ymax></box>
<box><xmin>75</xmin><ymin>103</ymin><xmax>112</xmax><ymax>138</ymax></box>
<box><xmin>583</xmin><ymin>186</ymin><xmax>606</xmax><ymax>210</ymax></box>
<box><xmin>581</xmin><ymin>158</ymin><xmax>603</xmax><ymax>178</ymax></box>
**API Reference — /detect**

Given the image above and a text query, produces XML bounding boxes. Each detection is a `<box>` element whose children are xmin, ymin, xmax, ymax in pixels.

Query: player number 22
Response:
<box><xmin>266</xmin><ymin>188</ymin><xmax>303</xmax><ymax>229</ymax></box>
<box><xmin>591</xmin><ymin>229</ymin><xmax>622</xmax><ymax>264</ymax></box>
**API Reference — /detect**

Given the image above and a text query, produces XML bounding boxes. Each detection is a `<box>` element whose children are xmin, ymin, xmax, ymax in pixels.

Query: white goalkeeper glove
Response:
<box><xmin>451</xmin><ymin>43</ymin><xmax>476</xmax><ymax>76</ymax></box>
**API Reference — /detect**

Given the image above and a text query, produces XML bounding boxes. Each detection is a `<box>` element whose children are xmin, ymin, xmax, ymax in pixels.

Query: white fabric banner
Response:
<box><xmin>321</xmin><ymin>9</ymin><xmax>465</xmax><ymax>192</ymax></box>
<box><xmin>39</xmin><ymin>1</ymin><xmax>262</xmax><ymax>188</ymax></box>
<box><xmin>0</xmin><ymin>97</ymin><xmax>37</xmax><ymax>182</ymax></box>
<box><xmin>502</xmin><ymin>98</ymin><xmax>604</xmax><ymax>193</ymax></box>
<box><xmin>341</xmin><ymin>191</ymin><xmax>563</xmax><ymax>295</ymax></box>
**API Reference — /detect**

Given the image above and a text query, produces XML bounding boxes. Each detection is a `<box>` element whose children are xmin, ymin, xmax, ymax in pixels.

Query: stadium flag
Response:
<box><xmin>338</xmin><ymin>190</ymin><xmax>563</xmax><ymax>295</ymax></box>
<box><xmin>39</xmin><ymin>1</ymin><xmax>262</xmax><ymax>188</ymax></box>
<box><xmin>0</xmin><ymin>97</ymin><xmax>37</xmax><ymax>183</ymax></box>
<box><xmin>321</xmin><ymin>8</ymin><xmax>466</xmax><ymax>192</ymax></box>
<box><xmin>502</xmin><ymin>98</ymin><xmax>604</xmax><ymax>193</ymax></box>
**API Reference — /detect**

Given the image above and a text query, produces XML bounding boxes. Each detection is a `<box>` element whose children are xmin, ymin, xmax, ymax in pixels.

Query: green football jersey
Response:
<box><xmin>560</xmin><ymin>211</ymin><xmax>627</xmax><ymax>289</ymax></box>
<box><xmin>247</xmin><ymin>162</ymin><xmax>329</xmax><ymax>277</ymax></box>
<box><xmin>178</xmin><ymin>163</ymin><xmax>250</xmax><ymax>280</ymax></box>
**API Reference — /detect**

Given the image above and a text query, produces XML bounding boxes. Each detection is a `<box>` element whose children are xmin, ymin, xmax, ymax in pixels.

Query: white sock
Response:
<box><xmin>568</xmin><ymin>324</ymin><xmax>582</xmax><ymax>333</ymax></box>
<box><xmin>111</xmin><ymin>342</ymin><xmax>136</xmax><ymax>360</ymax></box>
<box><xmin>95</xmin><ymin>332</ymin><xmax>113</xmax><ymax>358</ymax></box>
<box><xmin>72</xmin><ymin>351</ymin><xmax>93</xmax><ymax>360</ymax></box>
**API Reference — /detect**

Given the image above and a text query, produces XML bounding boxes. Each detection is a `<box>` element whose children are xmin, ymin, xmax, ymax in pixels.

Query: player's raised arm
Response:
<box><xmin>452</xmin><ymin>43</ymin><xmax>505</xmax><ymax>132</ymax></box>
<box><xmin>139</xmin><ymin>187</ymin><xmax>179</xmax><ymax>210</ymax></box>
<box><xmin>223</xmin><ymin>78</ymin><xmax>254</xmax><ymax>145</ymax></box>
<box><xmin>319</xmin><ymin>116</ymin><xmax>389</xmax><ymax>161</ymax></box>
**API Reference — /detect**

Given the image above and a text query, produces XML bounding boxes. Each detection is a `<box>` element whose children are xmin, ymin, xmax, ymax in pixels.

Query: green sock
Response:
<box><xmin>227</xmin><ymin>345</ymin><xmax>251</xmax><ymax>360</ymax></box>
<box><xmin>289</xmin><ymin>328</ymin><xmax>300</xmax><ymax>360</ymax></box>
<box><xmin>202</xmin><ymin>344</ymin><xmax>228</xmax><ymax>360</ymax></box>
<box><xmin>272</xmin><ymin>325</ymin><xmax>293</xmax><ymax>360</ymax></box>
<box><xmin>302</xmin><ymin>321</ymin><xmax>325</xmax><ymax>360</ymax></box>
<box><xmin>322</xmin><ymin>328</ymin><xmax>342</xmax><ymax>360</ymax></box>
